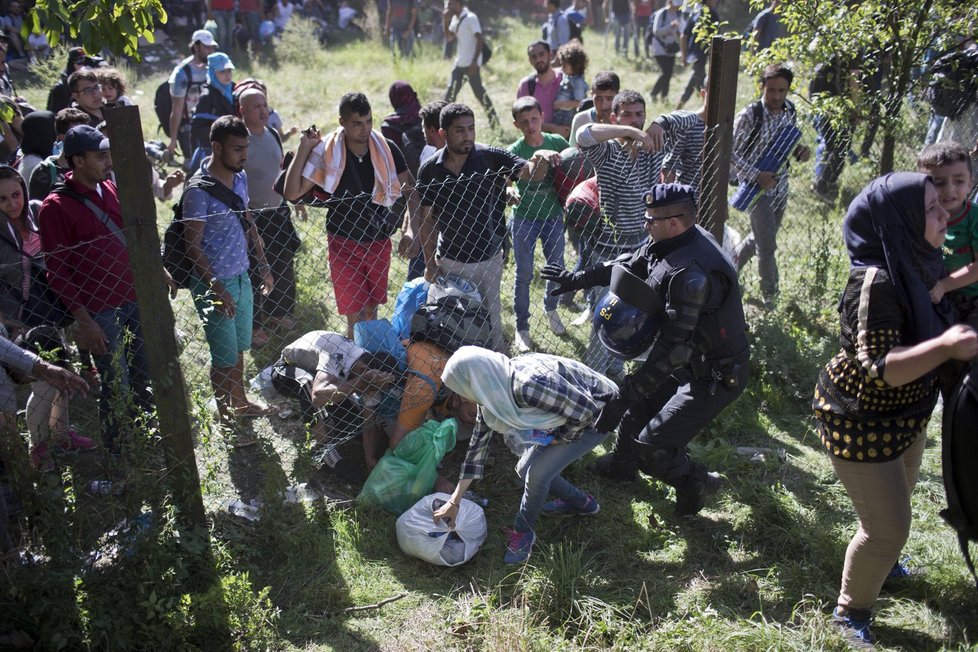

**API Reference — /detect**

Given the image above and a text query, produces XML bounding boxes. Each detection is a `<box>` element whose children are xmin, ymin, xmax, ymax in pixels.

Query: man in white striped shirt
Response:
<box><xmin>575</xmin><ymin>89</ymin><xmax>696</xmax><ymax>376</ymax></box>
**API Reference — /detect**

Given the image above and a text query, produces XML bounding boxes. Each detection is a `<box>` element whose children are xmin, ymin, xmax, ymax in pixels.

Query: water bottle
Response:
<box><xmin>86</xmin><ymin>480</ymin><xmax>115</xmax><ymax>496</ymax></box>
<box><xmin>221</xmin><ymin>498</ymin><xmax>261</xmax><ymax>522</ymax></box>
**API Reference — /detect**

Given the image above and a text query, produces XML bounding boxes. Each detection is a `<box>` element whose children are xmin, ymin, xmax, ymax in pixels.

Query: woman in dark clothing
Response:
<box><xmin>0</xmin><ymin>165</ymin><xmax>68</xmax><ymax>335</ymax></box>
<box><xmin>16</xmin><ymin>110</ymin><xmax>55</xmax><ymax>185</ymax></box>
<box><xmin>189</xmin><ymin>52</ymin><xmax>236</xmax><ymax>163</ymax></box>
<box><xmin>380</xmin><ymin>81</ymin><xmax>423</xmax><ymax>176</ymax></box>
<box><xmin>813</xmin><ymin>172</ymin><xmax>978</xmax><ymax>647</ymax></box>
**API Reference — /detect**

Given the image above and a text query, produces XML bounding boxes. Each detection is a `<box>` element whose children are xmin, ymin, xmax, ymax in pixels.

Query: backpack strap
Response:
<box><xmin>51</xmin><ymin>182</ymin><xmax>126</xmax><ymax>246</ymax></box>
<box><xmin>522</xmin><ymin>73</ymin><xmax>537</xmax><ymax>98</ymax></box>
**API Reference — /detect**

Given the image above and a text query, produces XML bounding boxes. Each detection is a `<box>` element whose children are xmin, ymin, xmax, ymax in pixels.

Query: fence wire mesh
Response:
<box><xmin>2</xmin><ymin>89</ymin><xmax>969</xmax><ymax>596</ymax></box>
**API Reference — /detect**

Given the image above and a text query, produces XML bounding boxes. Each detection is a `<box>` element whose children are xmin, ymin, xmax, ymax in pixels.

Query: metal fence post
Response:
<box><xmin>700</xmin><ymin>35</ymin><xmax>741</xmax><ymax>243</ymax></box>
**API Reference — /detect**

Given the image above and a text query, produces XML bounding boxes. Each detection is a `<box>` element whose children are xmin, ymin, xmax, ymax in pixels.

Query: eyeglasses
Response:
<box><xmin>644</xmin><ymin>212</ymin><xmax>683</xmax><ymax>222</ymax></box>
<box><xmin>77</xmin><ymin>85</ymin><xmax>102</xmax><ymax>96</ymax></box>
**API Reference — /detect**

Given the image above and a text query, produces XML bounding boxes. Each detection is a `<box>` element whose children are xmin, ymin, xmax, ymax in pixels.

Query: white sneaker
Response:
<box><xmin>515</xmin><ymin>329</ymin><xmax>533</xmax><ymax>353</ymax></box>
<box><xmin>571</xmin><ymin>306</ymin><xmax>592</xmax><ymax>326</ymax></box>
<box><xmin>546</xmin><ymin>310</ymin><xmax>566</xmax><ymax>336</ymax></box>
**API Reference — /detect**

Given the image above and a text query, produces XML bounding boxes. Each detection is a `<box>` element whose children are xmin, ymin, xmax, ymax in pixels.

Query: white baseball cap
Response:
<box><xmin>190</xmin><ymin>29</ymin><xmax>218</xmax><ymax>48</ymax></box>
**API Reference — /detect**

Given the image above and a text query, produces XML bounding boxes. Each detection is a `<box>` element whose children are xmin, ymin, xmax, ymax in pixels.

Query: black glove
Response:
<box><xmin>594</xmin><ymin>395</ymin><xmax>630</xmax><ymax>434</ymax></box>
<box><xmin>541</xmin><ymin>264</ymin><xmax>582</xmax><ymax>296</ymax></box>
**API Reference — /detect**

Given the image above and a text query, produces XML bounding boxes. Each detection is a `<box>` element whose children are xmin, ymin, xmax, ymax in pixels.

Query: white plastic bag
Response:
<box><xmin>396</xmin><ymin>492</ymin><xmax>487</xmax><ymax>567</ymax></box>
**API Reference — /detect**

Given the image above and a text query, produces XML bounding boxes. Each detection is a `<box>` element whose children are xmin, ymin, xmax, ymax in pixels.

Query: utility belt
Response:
<box><xmin>690</xmin><ymin>346</ymin><xmax>749</xmax><ymax>393</ymax></box>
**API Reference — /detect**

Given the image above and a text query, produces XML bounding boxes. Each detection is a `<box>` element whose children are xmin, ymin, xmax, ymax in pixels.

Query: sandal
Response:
<box><xmin>232</xmin><ymin>403</ymin><xmax>276</xmax><ymax>418</ymax></box>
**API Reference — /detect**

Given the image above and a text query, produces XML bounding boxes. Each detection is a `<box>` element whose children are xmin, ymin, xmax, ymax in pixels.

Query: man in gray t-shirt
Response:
<box><xmin>240</xmin><ymin>88</ymin><xmax>300</xmax><ymax>342</ymax></box>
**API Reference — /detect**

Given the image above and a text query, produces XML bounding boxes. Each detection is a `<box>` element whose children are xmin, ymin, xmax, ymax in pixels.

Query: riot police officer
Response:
<box><xmin>542</xmin><ymin>183</ymin><xmax>750</xmax><ymax>516</ymax></box>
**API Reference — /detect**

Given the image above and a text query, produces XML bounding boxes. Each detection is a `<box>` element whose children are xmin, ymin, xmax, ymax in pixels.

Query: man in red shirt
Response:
<box><xmin>38</xmin><ymin>125</ymin><xmax>153</xmax><ymax>450</ymax></box>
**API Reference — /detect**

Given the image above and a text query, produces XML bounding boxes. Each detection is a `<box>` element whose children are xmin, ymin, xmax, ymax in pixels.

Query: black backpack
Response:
<box><xmin>409</xmin><ymin>295</ymin><xmax>493</xmax><ymax>354</ymax></box>
<box><xmin>154</xmin><ymin>62</ymin><xmax>192</xmax><ymax>137</ymax></box>
<box><xmin>568</xmin><ymin>18</ymin><xmax>583</xmax><ymax>42</ymax></box>
<box><xmin>162</xmin><ymin>174</ymin><xmax>248</xmax><ymax>289</ymax></box>
<box><xmin>382</xmin><ymin>120</ymin><xmax>426</xmax><ymax>178</ymax></box>
<box><xmin>926</xmin><ymin>48</ymin><xmax>978</xmax><ymax>119</ymax></box>
<box><xmin>941</xmin><ymin>365</ymin><xmax>978</xmax><ymax>589</ymax></box>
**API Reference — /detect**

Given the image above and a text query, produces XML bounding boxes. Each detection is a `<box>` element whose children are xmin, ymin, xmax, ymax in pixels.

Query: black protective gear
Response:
<box><xmin>540</xmin><ymin>264</ymin><xmax>584</xmax><ymax>296</ymax></box>
<box><xmin>594</xmin><ymin>395</ymin><xmax>630</xmax><ymax>434</ymax></box>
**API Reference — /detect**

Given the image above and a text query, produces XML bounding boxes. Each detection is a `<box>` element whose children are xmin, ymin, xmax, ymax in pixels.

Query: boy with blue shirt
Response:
<box><xmin>182</xmin><ymin>115</ymin><xmax>274</xmax><ymax>432</ymax></box>
<box><xmin>507</xmin><ymin>96</ymin><xmax>569</xmax><ymax>351</ymax></box>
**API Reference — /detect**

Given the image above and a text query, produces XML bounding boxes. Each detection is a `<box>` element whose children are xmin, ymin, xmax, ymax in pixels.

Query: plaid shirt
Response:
<box><xmin>459</xmin><ymin>354</ymin><xmax>618</xmax><ymax>481</ymax></box>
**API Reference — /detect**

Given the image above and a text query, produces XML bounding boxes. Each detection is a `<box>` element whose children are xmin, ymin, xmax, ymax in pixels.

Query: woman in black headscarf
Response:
<box><xmin>16</xmin><ymin>110</ymin><xmax>55</xmax><ymax>185</ymax></box>
<box><xmin>813</xmin><ymin>172</ymin><xmax>978</xmax><ymax>646</ymax></box>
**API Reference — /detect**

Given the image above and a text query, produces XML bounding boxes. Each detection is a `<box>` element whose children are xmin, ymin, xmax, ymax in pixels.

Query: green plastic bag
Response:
<box><xmin>358</xmin><ymin>418</ymin><xmax>458</xmax><ymax>514</ymax></box>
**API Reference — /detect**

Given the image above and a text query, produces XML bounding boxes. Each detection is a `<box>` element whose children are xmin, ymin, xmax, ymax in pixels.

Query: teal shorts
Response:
<box><xmin>190</xmin><ymin>271</ymin><xmax>253</xmax><ymax>368</ymax></box>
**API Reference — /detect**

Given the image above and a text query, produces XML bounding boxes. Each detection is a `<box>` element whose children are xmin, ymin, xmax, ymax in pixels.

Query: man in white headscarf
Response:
<box><xmin>433</xmin><ymin>346</ymin><xmax>618</xmax><ymax>564</ymax></box>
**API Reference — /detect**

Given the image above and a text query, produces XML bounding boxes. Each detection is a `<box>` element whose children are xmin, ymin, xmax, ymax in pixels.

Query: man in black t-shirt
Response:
<box><xmin>416</xmin><ymin>102</ymin><xmax>561</xmax><ymax>351</ymax></box>
<box><xmin>284</xmin><ymin>92</ymin><xmax>420</xmax><ymax>338</ymax></box>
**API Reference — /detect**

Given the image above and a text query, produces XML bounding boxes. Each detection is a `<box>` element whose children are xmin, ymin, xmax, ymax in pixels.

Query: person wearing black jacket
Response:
<box><xmin>542</xmin><ymin>184</ymin><xmax>750</xmax><ymax>517</ymax></box>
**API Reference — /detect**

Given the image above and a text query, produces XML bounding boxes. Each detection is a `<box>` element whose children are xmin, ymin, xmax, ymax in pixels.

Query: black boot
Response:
<box><xmin>673</xmin><ymin>463</ymin><xmax>721</xmax><ymax>517</ymax></box>
<box><xmin>589</xmin><ymin>433</ymin><xmax>638</xmax><ymax>481</ymax></box>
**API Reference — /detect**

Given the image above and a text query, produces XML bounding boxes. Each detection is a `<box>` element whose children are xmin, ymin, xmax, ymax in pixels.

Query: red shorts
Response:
<box><xmin>327</xmin><ymin>235</ymin><xmax>392</xmax><ymax>315</ymax></box>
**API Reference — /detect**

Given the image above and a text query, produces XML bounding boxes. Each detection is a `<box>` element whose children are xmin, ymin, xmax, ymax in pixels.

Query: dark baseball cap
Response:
<box><xmin>643</xmin><ymin>183</ymin><xmax>696</xmax><ymax>208</ymax></box>
<box><xmin>63</xmin><ymin>125</ymin><xmax>110</xmax><ymax>159</ymax></box>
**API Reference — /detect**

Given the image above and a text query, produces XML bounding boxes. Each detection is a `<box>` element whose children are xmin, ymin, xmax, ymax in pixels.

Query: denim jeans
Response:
<box><xmin>90</xmin><ymin>300</ymin><xmax>152</xmax><ymax>447</ymax></box>
<box><xmin>813</xmin><ymin>114</ymin><xmax>851</xmax><ymax>195</ymax></box>
<box><xmin>612</xmin><ymin>15</ymin><xmax>633</xmax><ymax>56</ymax></box>
<box><xmin>513</xmin><ymin>428</ymin><xmax>606</xmax><ymax>532</ymax></box>
<box><xmin>211</xmin><ymin>10</ymin><xmax>236</xmax><ymax>51</ymax></box>
<box><xmin>390</xmin><ymin>29</ymin><xmax>415</xmax><ymax>57</ymax></box>
<box><xmin>511</xmin><ymin>215</ymin><xmax>565</xmax><ymax>331</ymax></box>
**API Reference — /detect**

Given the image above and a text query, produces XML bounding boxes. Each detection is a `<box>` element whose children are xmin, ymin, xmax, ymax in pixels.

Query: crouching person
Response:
<box><xmin>433</xmin><ymin>346</ymin><xmax>618</xmax><ymax>564</ymax></box>
<box><xmin>541</xmin><ymin>183</ymin><xmax>750</xmax><ymax>517</ymax></box>
<box><xmin>271</xmin><ymin>330</ymin><xmax>400</xmax><ymax>483</ymax></box>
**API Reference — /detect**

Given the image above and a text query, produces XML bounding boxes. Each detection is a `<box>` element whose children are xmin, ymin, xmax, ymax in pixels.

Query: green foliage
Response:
<box><xmin>742</xmin><ymin>0</ymin><xmax>978</xmax><ymax>173</ymax></box>
<box><xmin>28</xmin><ymin>0</ymin><xmax>166</xmax><ymax>60</ymax></box>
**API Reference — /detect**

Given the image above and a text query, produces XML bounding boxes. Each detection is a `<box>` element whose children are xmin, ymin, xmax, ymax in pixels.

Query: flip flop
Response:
<box><xmin>233</xmin><ymin>403</ymin><xmax>277</xmax><ymax>418</ymax></box>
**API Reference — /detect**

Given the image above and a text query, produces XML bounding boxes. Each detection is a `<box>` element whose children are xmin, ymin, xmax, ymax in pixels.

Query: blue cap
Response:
<box><xmin>643</xmin><ymin>183</ymin><xmax>696</xmax><ymax>208</ymax></box>
<box><xmin>62</xmin><ymin>125</ymin><xmax>109</xmax><ymax>159</ymax></box>
<box><xmin>208</xmin><ymin>51</ymin><xmax>235</xmax><ymax>71</ymax></box>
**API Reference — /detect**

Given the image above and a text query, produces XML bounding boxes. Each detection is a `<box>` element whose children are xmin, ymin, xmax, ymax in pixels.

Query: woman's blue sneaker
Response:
<box><xmin>502</xmin><ymin>528</ymin><xmax>535</xmax><ymax>564</ymax></box>
<box><xmin>541</xmin><ymin>494</ymin><xmax>600</xmax><ymax>516</ymax></box>
<box><xmin>832</xmin><ymin>606</ymin><xmax>875</xmax><ymax>650</ymax></box>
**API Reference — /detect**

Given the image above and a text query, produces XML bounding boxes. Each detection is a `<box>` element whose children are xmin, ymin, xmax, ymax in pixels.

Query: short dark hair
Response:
<box><xmin>612</xmin><ymin>90</ymin><xmax>645</xmax><ymax>114</ymax></box>
<box><xmin>557</xmin><ymin>41</ymin><xmax>588</xmax><ymax>76</ymax></box>
<box><xmin>96</xmin><ymin>68</ymin><xmax>127</xmax><ymax>96</ymax></box>
<box><xmin>527</xmin><ymin>39</ymin><xmax>550</xmax><ymax>53</ymax></box>
<box><xmin>512</xmin><ymin>96</ymin><xmax>542</xmax><ymax>120</ymax></box>
<box><xmin>547</xmin><ymin>0</ymin><xmax>562</xmax><ymax>9</ymax></box>
<box><xmin>440</xmin><ymin>102</ymin><xmax>474</xmax><ymax>130</ymax></box>
<box><xmin>760</xmin><ymin>63</ymin><xmax>794</xmax><ymax>87</ymax></box>
<box><xmin>917</xmin><ymin>141</ymin><xmax>973</xmax><ymax>177</ymax></box>
<box><xmin>592</xmin><ymin>71</ymin><xmax>620</xmax><ymax>93</ymax></box>
<box><xmin>68</xmin><ymin>68</ymin><xmax>98</xmax><ymax>93</ymax></box>
<box><xmin>55</xmin><ymin>107</ymin><xmax>90</xmax><ymax>136</ymax></box>
<box><xmin>358</xmin><ymin>351</ymin><xmax>401</xmax><ymax>376</ymax></box>
<box><xmin>210</xmin><ymin>115</ymin><xmax>249</xmax><ymax>145</ymax></box>
<box><xmin>419</xmin><ymin>100</ymin><xmax>448</xmax><ymax>130</ymax></box>
<box><xmin>338</xmin><ymin>92</ymin><xmax>371</xmax><ymax>119</ymax></box>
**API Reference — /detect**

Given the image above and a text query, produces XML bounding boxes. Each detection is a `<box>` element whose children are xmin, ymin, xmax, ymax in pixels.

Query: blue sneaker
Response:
<box><xmin>832</xmin><ymin>606</ymin><xmax>875</xmax><ymax>650</ymax></box>
<box><xmin>886</xmin><ymin>558</ymin><xmax>913</xmax><ymax>580</ymax></box>
<box><xmin>541</xmin><ymin>494</ymin><xmax>600</xmax><ymax>516</ymax></box>
<box><xmin>502</xmin><ymin>528</ymin><xmax>535</xmax><ymax>564</ymax></box>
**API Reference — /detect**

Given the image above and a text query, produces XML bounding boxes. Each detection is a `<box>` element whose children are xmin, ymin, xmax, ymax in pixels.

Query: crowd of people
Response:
<box><xmin>0</xmin><ymin>1</ymin><xmax>977</xmax><ymax>648</ymax></box>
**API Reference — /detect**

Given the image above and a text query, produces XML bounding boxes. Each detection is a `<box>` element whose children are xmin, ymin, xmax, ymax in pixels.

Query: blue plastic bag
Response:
<box><xmin>730</xmin><ymin>124</ymin><xmax>802</xmax><ymax>212</ymax></box>
<box><xmin>390</xmin><ymin>277</ymin><xmax>430</xmax><ymax>341</ymax></box>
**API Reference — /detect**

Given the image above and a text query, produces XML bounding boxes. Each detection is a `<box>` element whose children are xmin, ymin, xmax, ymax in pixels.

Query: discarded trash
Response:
<box><xmin>283</xmin><ymin>483</ymin><xmax>319</xmax><ymax>504</ymax></box>
<box><xmin>249</xmin><ymin>366</ymin><xmax>277</xmax><ymax>400</ymax></box>
<box><xmin>221</xmin><ymin>497</ymin><xmax>261</xmax><ymax>522</ymax></box>
<box><xmin>735</xmin><ymin>446</ymin><xmax>787</xmax><ymax>463</ymax></box>
<box><xmin>85</xmin><ymin>480</ymin><xmax>120</xmax><ymax>496</ymax></box>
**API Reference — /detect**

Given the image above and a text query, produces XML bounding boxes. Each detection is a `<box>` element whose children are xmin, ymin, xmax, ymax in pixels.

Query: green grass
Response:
<box><xmin>4</xmin><ymin>15</ymin><xmax>978</xmax><ymax>652</ymax></box>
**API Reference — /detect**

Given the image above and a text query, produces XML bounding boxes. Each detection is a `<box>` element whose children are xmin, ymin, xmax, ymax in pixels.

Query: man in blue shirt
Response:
<box><xmin>182</xmin><ymin>115</ymin><xmax>275</xmax><ymax>432</ymax></box>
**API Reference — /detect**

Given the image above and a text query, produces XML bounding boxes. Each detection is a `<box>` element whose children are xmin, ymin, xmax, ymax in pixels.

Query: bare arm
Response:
<box><xmin>168</xmin><ymin>95</ymin><xmax>186</xmax><ymax>152</ymax></box>
<box><xmin>397</xmin><ymin>169</ymin><xmax>422</xmax><ymax>257</ymax></box>
<box><xmin>882</xmin><ymin>324</ymin><xmax>978</xmax><ymax>387</ymax></box>
<box><xmin>283</xmin><ymin>129</ymin><xmax>321</xmax><ymax>201</ymax></box>
<box><xmin>419</xmin><ymin>205</ymin><xmax>439</xmax><ymax>282</ymax></box>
